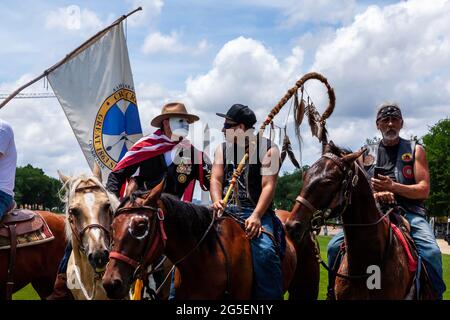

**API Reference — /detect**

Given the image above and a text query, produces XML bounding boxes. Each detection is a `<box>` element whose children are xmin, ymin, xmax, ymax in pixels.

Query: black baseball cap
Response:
<box><xmin>216</xmin><ymin>104</ymin><xmax>257</xmax><ymax>128</ymax></box>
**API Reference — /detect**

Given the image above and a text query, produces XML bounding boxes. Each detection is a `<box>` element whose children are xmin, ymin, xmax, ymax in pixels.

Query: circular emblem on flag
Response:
<box><xmin>401</xmin><ymin>153</ymin><xmax>412</xmax><ymax>162</ymax></box>
<box><xmin>93</xmin><ymin>89</ymin><xmax>143</xmax><ymax>170</ymax></box>
<box><xmin>402</xmin><ymin>165</ymin><xmax>414</xmax><ymax>179</ymax></box>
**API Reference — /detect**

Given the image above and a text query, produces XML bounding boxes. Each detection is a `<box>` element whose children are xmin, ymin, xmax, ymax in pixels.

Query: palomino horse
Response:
<box><xmin>58</xmin><ymin>165</ymin><xmax>119</xmax><ymax>300</ymax></box>
<box><xmin>103</xmin><ymin>179</ymin><xmax>297</xmax><ymax>299</ymax></box>
<box><xmin>286</xmin><ymin>142</ymin><xmax>434</xmax><ymax>299</ymax></box>
<box><xmin>0</xmin><ymin>210</ymin><xmax>66</xmax><ymax>299</ymax></box>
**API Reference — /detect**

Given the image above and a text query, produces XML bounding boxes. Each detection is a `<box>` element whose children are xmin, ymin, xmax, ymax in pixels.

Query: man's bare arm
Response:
<box><xmin>210</xmin><ymin>144</ymin><xmax>225</xmax><ymax>211</ymax></box>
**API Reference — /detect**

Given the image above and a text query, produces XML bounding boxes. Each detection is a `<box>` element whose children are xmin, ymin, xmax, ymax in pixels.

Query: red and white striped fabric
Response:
<box><xmin>113</xmin><ymin>129</ymin><xmax>197</xmax><ymax>202</ymax></box>
<box><xmin>113</xmin><ymin>130</ymin><xmax>177</xmax><ymax>172</ymax></box>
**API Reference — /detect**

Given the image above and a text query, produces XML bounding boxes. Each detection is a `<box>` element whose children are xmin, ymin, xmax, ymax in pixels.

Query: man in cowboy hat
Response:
<box><xmin>326</xmin><ymin>102</ymin><xmax>445</xmax><ymax>300</ymax></box>
<box><xmin>47</xmin><ymin>102</ymin><xmax>211</xmax><ymax>300</ymax></box>
<box><xmin>210</xmin><ymin>103</ymin><xmax>284</xmax><ymax>299</ymax></box>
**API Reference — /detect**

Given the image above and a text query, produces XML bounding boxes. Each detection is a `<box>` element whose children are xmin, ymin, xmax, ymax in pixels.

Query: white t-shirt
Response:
<box><xmin>0</xmin><ymin>119</ymin><xmax>17</xmax><ymax>196</ymax></box>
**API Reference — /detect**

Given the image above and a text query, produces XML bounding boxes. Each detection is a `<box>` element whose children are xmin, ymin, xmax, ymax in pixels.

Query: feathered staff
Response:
<box><xmin>222</xmin><ymin>72</ymin><xmax>336</xmax><ymax>206</ymax></box>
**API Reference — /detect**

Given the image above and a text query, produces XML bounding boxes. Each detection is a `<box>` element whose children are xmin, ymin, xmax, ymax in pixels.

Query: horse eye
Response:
<box><xmin>132</xmin><ymin>221</ymin><xmax>149</xmax><ymax>238</ymax></box>
<box><xmin>103</xmin><ymin>203</ymin><xmax>111</xmax><ymax>212</ymax></box>
<box><xmin>69</xmin><ymin>208</ymin><xmax>80</xmax><ymax>216</ymax></box>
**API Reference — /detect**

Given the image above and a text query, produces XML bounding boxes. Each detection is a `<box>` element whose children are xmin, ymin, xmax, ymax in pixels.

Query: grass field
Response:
<box><xmin>12</xmin><ymin>236</ymin><xmax>450</xmax><ymax>300</ymax></box>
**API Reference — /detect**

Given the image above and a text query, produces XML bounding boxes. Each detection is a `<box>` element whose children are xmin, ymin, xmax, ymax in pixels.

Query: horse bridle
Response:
<box><xmin>108</xmin><ymin>201</ymin><xmax>218</xmax><ymax>296</ymax></box>
<box><xmin>109</xmin><ymin>204</ymin><xmax>167</xmax><ymax>278</ymax></box>
<box><xmin>68</xmin><ymin>185</ymin><xmax>112</xmax><ymax>254</ymax></box>
<box><xmin>295</xmin><ymin>152</ymin><xmax>394</xmax><ymax>280</ymax></box>
<box><xmin>295</xmin><ymin>152</ymin><xmax>359</xmax><ymax>233</ymax></box>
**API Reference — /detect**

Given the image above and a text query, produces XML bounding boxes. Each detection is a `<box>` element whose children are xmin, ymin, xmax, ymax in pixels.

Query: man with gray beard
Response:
<box><xmin>326</xmin><ymin>103</ymin><xmax>446</xmax><ymax>300</ymax></box>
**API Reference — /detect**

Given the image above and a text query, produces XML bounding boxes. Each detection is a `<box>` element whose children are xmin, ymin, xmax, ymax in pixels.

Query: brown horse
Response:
<box><xmin>277</xmin><ymin>210</ymin><xmax>320</xmax><ymax>300</ymax></box>
<box><xmin>285</xmin><ymin>142</ymin><xmax>433</xmax><ymax>299</ymax></box>
<box><xmin>0</xmin><ymin>210</ymin><xmax>66</xmax><ymax>299</ymax></box>
<box><xmin>103</xmin><ymin>179</ymin><xmax>297</xmax><ymax>299</ymax></box>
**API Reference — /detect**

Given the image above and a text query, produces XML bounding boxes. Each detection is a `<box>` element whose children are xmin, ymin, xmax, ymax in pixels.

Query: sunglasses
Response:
<box><xmin>223</xmin><ymin>122</ymin><xmax>239</xmax><ymax>129</ymax></box>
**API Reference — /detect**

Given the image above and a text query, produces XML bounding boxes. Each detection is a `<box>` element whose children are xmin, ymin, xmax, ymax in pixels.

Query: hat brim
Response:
<box><xmin>216</xmin><ymin>113</ymin><xmax>234</xmax><ymax>121</ymax></box>
<box><xmin>151</xmin><ymin>113</ymin><xmax>199</xmax><ymax>128</ymax></box>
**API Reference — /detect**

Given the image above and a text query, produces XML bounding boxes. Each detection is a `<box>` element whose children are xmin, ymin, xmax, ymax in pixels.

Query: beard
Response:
<box><xmin>382</xmin><ymin>129</ymin><xmax>399</xmax><ymax>142</ymax></box>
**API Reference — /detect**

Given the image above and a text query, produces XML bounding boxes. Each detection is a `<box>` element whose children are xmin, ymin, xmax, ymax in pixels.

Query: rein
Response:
<box><xmin>295</xmin><ymin>153</ymin><xmax>394</xmax><ymax>279</ymax></box>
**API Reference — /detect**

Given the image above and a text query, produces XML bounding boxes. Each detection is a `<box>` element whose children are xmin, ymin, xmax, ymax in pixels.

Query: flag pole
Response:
<box><xmin>0</xmin><ymin>7</ymin><xmax>142</xmax><ymax>110</ymax></box>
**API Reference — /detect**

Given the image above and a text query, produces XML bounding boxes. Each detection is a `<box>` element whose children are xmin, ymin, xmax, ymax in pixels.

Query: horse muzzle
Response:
<box><xmin>88</xmin><ymin>249</ymin><xmax>109</xmax><ymax>272</ymax></box>
<box><xmin>103</xmin><ymin>259</ymin><xmax>132</xmax><ymax>299</ymax></box>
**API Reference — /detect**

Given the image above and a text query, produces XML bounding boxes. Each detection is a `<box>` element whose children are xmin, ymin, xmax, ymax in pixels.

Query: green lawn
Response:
<box><xmin>13</xmin><ymin>236</ymin><xmax>450</xmax><ymax>300</ymax></box>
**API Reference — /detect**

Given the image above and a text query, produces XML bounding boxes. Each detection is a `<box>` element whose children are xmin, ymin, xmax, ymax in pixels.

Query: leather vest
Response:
<box><xmin>363</xmin><ymin>138</ymin><xmax>426</xmax><ymax>216</ymax></box>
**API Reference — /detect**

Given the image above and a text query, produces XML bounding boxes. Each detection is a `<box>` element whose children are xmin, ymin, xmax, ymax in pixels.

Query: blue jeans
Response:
<box><xmin>0</xmin><ymin>190</ymin><xmax>13</xmax><ymax>221</ymax></box>
<box><xmin>327</xmin><ymin>212</ymin><xmax>446</xmax><ymax>299</ymax></box>
<box><xmin>229</xmin><ymin>205</ymin><xmax>283</xmax><ymax>299</ymax></box>
<box><xmin>58</xmin><ymin>242</ymin><xmax>72</xmax><ymax>273</ymax></box>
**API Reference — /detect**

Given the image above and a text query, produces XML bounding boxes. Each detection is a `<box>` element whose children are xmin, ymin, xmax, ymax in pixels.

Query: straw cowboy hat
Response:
<box><xmin>150</xmin><ymin>102</ymin><xmax>199</xmax><ymax>127</ymax></box>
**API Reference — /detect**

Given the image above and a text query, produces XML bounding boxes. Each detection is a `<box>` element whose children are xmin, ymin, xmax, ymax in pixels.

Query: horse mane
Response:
<box><xmin>327</xmin><ymin>143</ymin><xmax>353</xmax><ymax>157</ymax></box>
<box><xmin>59</xmin><ymin>174</ymin><xmax>120</xmax><ymax>242</ymax></box>
<box><xmin>159</xmin><ymin>193</ymin><xmax>218</xmax><ymax>254</ymax></box>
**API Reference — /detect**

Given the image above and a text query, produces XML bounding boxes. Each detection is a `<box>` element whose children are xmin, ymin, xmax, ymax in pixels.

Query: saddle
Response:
<box><xmin>0</xmin><ymin>205</ymin><xmax>52</xmax><ymax>300</ymax></box>
<box><xmin>0</xmin><ymin>207</ymin><xmax>43</xmax><ymax>237</ymax></box>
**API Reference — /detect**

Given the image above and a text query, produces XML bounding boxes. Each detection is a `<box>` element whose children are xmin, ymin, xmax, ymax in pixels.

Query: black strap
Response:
<box><xmin>6</xmin><ymin>224</ymin><xmax>17</xmax><ymax>300</ymax></box>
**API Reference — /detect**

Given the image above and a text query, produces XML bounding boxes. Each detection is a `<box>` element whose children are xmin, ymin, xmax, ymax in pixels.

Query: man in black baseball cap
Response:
<box><xmin>210</xmin><ymin>103</ymin><xmax>284</xmax><ymax>299</ymax></box>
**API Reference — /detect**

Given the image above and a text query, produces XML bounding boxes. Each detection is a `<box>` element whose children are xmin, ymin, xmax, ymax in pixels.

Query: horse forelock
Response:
<box><xmin>60</xmin><ymin>173</ymin><xmax>119</xmax><ymax>241</ymax></box>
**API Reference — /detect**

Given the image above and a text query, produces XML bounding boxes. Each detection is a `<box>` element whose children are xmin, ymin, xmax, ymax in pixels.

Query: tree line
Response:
<box><xmin>14</xmin><ymin>164</ymin><xmax>63</xmax><ymax>212</ymax></box>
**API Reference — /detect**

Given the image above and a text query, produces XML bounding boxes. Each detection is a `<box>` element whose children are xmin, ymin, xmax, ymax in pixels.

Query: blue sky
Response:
<box><xmin>1</xmin><ymin>0</ymin><xmax>449</xmax><ymax>193</ymax></box>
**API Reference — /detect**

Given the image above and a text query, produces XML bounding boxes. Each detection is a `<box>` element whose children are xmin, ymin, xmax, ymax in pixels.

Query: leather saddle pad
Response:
<box><xmin>0</xmin><ymin>209</ymin><xmax>43</xmax><ymax>237</ymax></box>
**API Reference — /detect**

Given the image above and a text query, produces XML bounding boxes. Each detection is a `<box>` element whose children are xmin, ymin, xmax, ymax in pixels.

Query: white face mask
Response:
<box><xmin>169</xmin><ymin>117</ymin><xmax>190</xmax><ymax>140</ymax></box>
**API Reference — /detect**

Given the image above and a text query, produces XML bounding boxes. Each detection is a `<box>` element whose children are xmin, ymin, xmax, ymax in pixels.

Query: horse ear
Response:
<box><xmin>58</xmin><ymin>170</ymin><xmax>71</xmax><ymax>186</ymax></box>
<box><xmin>342</xmin><ymin>148</ymin><xmax>365</xmax><ymax>164</ymax></box>
<box><xmin>92</xmin><ymin>162</ymin><xmax>102</xmax><ymax>181</ymax></box>
<box><xmin>143</xmin><ymin>178</ymin><xmax>165</xmax><ymax>205</ymax></box>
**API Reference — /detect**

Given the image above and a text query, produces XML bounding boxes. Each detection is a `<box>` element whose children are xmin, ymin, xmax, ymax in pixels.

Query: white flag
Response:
<box><xmin>47</xmin><ymin>23</ymin><xmax>143</xmax><ymax>181</ymax></box>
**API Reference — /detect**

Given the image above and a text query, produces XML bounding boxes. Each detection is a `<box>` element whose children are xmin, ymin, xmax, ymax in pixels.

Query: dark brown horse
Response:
<box><xmin>276</xmin><ymin>210</ymin><xmax>320</xmax><ymax>300</ymax></box>
<box><xmin>285</xmin><ymin>142</ymin><xmax>433</xmax><ymax>299</ymax></box>
<box><xmin>0</xmin><ymin>211</ymin><xmax>67</xmax><ymax>299</ymax></box>
<box><xmin>103</xmin><ymin>179</ymin><xmax>297</xmax><ymax>299</ymax></box>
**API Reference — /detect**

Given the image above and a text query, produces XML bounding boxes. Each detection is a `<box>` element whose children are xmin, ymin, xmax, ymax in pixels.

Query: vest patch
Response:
<box><xmin>402</xmin><ymin>165</ymin><xmax>414</xmax><ymax>179</ymax></box>
<box><xmin>401</xmin><ymin>152</ymin><xmax>413</xmax><ymax>162</ymax></box>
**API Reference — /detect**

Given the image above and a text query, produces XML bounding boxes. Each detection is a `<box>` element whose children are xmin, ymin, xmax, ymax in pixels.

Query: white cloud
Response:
<box><xmin>194</xmin><ymin>39</ymin><xmax>211</xmax><ymax>55</ymax></box>
<box><xmin>45</xmin><ymin>6</ymin><xmax>103</xmax><ymax>33</ymax></box>
<box><xmin>126</xmin><ymin>0</ymin><xmax>164</xmax><ymax>27</ymax></box>
<box><xmin>184</xmin><ymin>36</ymin><xmax>304</xmax><ymax>120</ymax></box>
<box><xmin>1</xmin><ymin>76</ymin><xmax>89</xmax><ymax>179</ymax></box>
<box><xmin>310</xmin><ymin>0</ymin><xmax>450</xmax><ymax>123</ymax></box>
<box><xmin>141</xmin><ymin>32</ymin><xmax>211</xmax><ymax>55</ymax></box>
<box><xmin>142</xmin><ymin>31</ymin><xmax>185</xmax><ymax>54</ymax></box>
